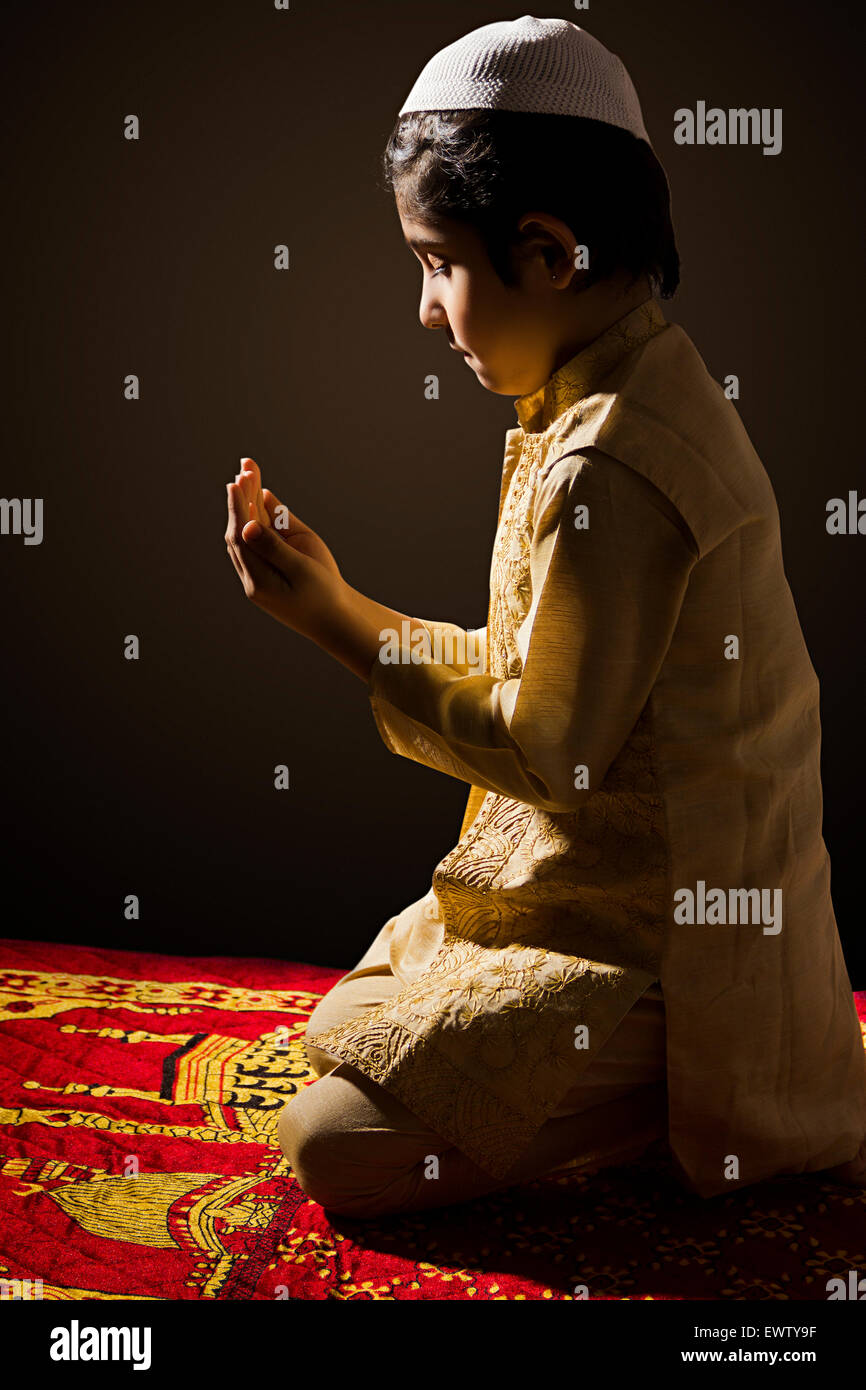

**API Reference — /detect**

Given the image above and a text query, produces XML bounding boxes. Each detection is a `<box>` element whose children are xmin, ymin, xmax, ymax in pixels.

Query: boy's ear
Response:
<box><xmin>515</xmin><ymin>211</ymin><xmax>579</xmax><ymax>282</ymax></box>
<box><xmin>542</xmin><ymin>242</ymin><xmax>567</xmax><ymax>276</ymax></box>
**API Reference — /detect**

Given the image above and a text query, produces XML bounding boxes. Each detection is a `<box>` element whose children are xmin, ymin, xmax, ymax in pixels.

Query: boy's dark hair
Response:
<box><xmin>381</xmin><ymin>109</ymin><xmax>679</xmax><ymax>299</ymax></box>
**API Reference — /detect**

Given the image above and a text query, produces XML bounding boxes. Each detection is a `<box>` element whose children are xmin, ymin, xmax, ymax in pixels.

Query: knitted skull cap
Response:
<box><xmin>399</xmin><ymin>15</ymin><xmax>653</xmax><ymax>149</ymax></box>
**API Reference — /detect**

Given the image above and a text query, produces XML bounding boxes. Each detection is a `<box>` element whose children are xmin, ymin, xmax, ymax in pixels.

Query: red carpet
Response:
<box><xmin>1</xmin><ymin>937</ymin><xmax>863</xmax><ymax>1301</ymax></box>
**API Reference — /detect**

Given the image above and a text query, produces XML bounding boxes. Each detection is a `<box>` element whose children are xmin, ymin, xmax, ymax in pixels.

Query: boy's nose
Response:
<box><xmin>421</xmin><ymin>307</ymin><xmax>449</xmax><ymax>335</ymax></box>
<box><xmin>419</xmin><ymin>286</ymin><xmax>447</xmax><ymax>332</ymax></box>
<box><xmin>422</xmin><ymin>305</ymin><xmax>447</xmax><ymax>332</ymax></box>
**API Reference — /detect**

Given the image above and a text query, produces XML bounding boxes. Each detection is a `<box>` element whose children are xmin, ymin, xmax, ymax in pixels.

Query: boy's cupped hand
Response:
<box><xmin>225</xmin><ymin>456</ymin><xmax>347</xmax><ymax>643</ymax></box>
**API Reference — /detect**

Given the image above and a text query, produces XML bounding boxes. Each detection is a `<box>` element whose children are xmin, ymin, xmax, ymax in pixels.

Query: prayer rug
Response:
<box><xmin>0</xmin><ymin>937</ymin><xmax>863</xmax><ymax>1301</ymax></box>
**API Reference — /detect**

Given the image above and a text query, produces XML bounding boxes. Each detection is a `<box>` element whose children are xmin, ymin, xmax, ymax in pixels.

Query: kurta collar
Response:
<box><xmin>513</xmin><ymin>296</ymin><xmax>668</xmax><ymax>434</ymax></box>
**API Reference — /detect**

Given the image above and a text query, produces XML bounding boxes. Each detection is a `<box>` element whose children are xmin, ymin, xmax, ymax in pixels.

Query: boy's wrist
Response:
<box><xmin>314</xmin><ymin>579</ymin><xmax>386</xmax><ymax>684</ymax></box>
<box><xmin>318</xmin><ymin>581</ymin><xmax>431</xmax><ymax>685</ymax></box>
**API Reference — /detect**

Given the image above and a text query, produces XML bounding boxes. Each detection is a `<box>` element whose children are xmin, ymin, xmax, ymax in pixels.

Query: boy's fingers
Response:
<box><xmin>226</xmin><ymin>544</ymin><xmax>246</xmax><ymax>583</ymax></box>
<box><xmin>240</xmin><ymin>459</ymin><xmax>269</xmax><ymax>527</ymax></box>
<box><xmin>263</xmin><ymin>491</ymin><xmax>278</xmax><ymax>529</ymax></box>
<box><xmin>241</xmin><ymin>518</ymin><xmax>308</xmax><ymax>582</ymax></box>
<box><xmin>254</xmin><ymin>472</ymin><xmax>266</xmax><ymax>524</ymax></box>
<box><xmin>264</xmin><ymin>490</ymin><xmax>318</xmax><ymax>537</ymax></box>
<box><xmin>238</xmin><ymin>468</ymin><xmax>313</xmax><ymax>540</ymax></box>
<box><xmin>240</xmin><ymin>457</ymin><xmax>261</xmax><ymax>497</ymax></box>
<box><xmin>226</xmin><ymin>490</ymin><xmax>252</xmax><ymax>586</ymax></box>
<box><xmin>226</xmin><ymin>482</ymin><xmax>250</xmax><ymax>544</ymax></box>
<box><xmin>237</xmin><ymin>541</ymin><xmax>277</xmax><ymax>597</ymax></box>
<box><xmin>263</xmin><ymin>488</ymin><xmax>291</xmax><ymax>532</ymax></box>
<box><xmin>238</xmin><ymin>470</ymin><xmax>257</xmax><ymax>521</ymax></box>
<box><xmin>239</xmin><ymin>457</ymin><xmax>260</xmax><ymax>492</ymax></box>
<box><xmin>226</xmin><ymin>485</ymin><xmax>271</xmax><ymax>593</ymax></box>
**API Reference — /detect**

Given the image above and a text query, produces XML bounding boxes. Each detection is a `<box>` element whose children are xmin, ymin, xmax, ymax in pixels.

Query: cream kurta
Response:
<box><xmin>307</xmin><ymin>297</ymin><xmax>866</xmax><ymax>1198</ymax></box>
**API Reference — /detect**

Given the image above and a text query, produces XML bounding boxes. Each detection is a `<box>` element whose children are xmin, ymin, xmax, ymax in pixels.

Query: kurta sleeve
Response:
<box><xmin>367</xmin><ymin>447</ymin><xmax>699</xmax><ymax>813</ymax></box>
<box><xmin>412</xmin><ymin>619</ymin><xmax>487</xmax><ymax>677</ymax></box>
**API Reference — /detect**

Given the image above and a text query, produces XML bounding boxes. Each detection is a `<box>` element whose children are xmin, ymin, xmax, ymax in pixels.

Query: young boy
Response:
<box><xmin>225</xmin><ymin>18</ymin><xmax>866</xmax><ymax>1216</ymax></box>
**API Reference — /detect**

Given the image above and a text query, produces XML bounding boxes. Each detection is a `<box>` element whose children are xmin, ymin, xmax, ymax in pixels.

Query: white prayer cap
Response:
<box><xmin>398</xmin><ymin>15</ymin><xmax>653</xmax><ymax>149</ymax></box>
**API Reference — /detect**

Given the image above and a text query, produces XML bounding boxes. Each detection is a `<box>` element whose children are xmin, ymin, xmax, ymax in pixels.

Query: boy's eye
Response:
<box><xmin>429</xmin><ymin>259</ymin><xmax>449</xmax><ymax>276</ymax></box>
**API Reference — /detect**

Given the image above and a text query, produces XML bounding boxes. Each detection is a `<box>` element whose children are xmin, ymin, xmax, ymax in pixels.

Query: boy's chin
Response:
<box><xmin>472</xmin><ymin>364</ymin><xmax>523</xmax><ymax>397</ymax></box>
<box><xmin>465</xmin><ymin>355</ymin><xmax>537</xmax><ymax>398</ymax></box>
<box><xmin>464</xmin><ymin>358</ymin><xmax>500</xmax><ymax>389</ymax></box>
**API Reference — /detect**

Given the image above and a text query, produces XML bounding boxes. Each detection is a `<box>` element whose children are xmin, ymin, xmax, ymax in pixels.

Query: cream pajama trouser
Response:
<box><xmin>278</xmin><ymin>923</ymin><xmax>668</xmax><ymax>1219</ymax></box>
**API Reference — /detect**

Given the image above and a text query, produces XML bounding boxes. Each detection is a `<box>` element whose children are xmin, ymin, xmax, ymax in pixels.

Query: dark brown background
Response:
<box><xmin>2</xmin><ymin>0</ymin><xmax>864</xmax><ymax>982</ymax></box>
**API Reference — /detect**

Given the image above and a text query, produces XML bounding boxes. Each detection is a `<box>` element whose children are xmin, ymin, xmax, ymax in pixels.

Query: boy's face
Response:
<box><xmin>397</xmin><ymin>204</ymin><xmax>570</xmax><ymax>399</ymax></box>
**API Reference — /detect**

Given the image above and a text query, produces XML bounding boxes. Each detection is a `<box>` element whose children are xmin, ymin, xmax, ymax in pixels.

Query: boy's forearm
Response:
<box><xmin>315</xmin><ymin>581</ymin><xmax>429</xmax><ymax>684</ymax></box>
